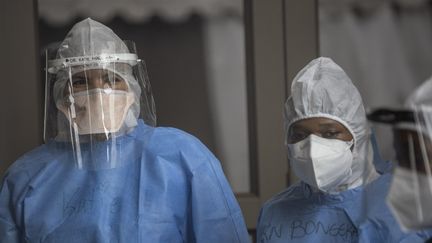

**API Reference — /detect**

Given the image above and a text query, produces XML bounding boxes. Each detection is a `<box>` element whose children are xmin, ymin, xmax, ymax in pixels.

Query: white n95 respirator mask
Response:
<box><xmin>288</xmin><ymin>134</ymin><xmax>354</xmax><ymax>193</ymax></box>
<box><xmin>57</xmin><ymin>88</ymin><xmax>135</xmax><ymax>135</ymax></box>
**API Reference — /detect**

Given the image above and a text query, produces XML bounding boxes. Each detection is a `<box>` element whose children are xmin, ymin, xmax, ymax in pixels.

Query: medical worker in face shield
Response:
<box><xmin>0</xmin><ymin>18</ymin><xmax>249</xmax><ymax>243</ymax></box>
<box><xmin>368</xmin><ymin>78</ymin><xmax>432</xmax><ymax>240</ymax></box>
<box><xmin>256</xmin><ymin>57</ymin><xmax>430</xmax><ymax>243</ymax></box>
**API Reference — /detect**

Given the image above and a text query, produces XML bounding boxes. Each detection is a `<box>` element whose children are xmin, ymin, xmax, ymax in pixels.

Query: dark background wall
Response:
<box><xmin>0</xmin><ymin>0</ymin><xmax>42</xmax><ymax>176</ymax></box>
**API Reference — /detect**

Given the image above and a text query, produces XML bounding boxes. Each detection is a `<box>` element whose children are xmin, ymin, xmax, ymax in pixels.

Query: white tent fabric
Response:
<box><xmin>397</xmin><ymin>4</ymin><xmax>432</xmax><ymax>85</ymax></box>
<box><xmin>38</xmin><ymin>0</ymin><xmax>242</xmax><ymax>25</ymax></box>
<box><xmin>203</xmin><ymin>18</ymin><xmax>250</xmax><ymax>193</ymax></box>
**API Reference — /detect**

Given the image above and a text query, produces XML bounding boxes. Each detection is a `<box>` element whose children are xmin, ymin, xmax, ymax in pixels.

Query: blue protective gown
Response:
<box><xmin>0</xmin><ymin>120</ymin><xmax>249</xmax><ymax>243</ymax></box>
<box><xmin>256</xmin><ymin>173</ymin><xmax>432</xmax><ymax>243</ymax></box>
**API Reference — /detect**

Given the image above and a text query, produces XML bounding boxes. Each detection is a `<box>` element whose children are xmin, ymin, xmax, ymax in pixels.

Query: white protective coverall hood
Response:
<box><xmin>285</xmin><ymin>57</ymin><xmax>379</xmax><ymax>192</ymax></box>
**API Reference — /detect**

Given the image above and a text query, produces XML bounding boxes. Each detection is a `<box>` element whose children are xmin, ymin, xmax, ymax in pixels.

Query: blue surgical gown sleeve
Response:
<box><xmin>159</xmin><ymin>127</ymin><xmax>250</xmax><ymax>242</ymax></box>
<box><xmin>0</xmin><ymin>175</ymin><xmax>21</xmax><ymax>243</ymax></box>
<box><xmin>0</xmin><ymin>145</ymin><xmax>51</xmax><ymax>243</ymax></box>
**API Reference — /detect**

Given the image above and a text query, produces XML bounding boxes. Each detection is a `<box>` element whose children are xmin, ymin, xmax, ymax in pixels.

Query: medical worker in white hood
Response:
<box><xmin>0</xmin><ymin>18</ymin><xmax>249</xmax><ymax>243</ymax></box>
<box><xmin>257</xmin><ymin>57</ymin><xmax>430</xmax><ymax>243</ymax></box>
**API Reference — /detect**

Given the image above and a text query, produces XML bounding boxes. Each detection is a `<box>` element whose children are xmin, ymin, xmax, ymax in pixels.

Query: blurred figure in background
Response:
<box><xmin>0</xmin><ymin>18</ymin><xmax>249</xmax><ymax>242</ymax></box>
<box><xmin>369</xmin><ymin>77</ymin><xmax>432</xmax><ymax>240</ymax></box>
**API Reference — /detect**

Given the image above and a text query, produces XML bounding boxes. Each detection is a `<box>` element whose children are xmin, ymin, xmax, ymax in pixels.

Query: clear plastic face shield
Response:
<box><xmin>44</xmin><ymin>40</ymin><xmax>156</xmax><ymax>170</ymax></box>
<box><xmin>368</xmin><ymin>107</ymin><xmax>432</xmax><ymax>231</ymax></box>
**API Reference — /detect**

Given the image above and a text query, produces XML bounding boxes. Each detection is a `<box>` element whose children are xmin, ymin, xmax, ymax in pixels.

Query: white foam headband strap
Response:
<box><xmin>48</xmin><ymin>53</ymin><xmax>138</xmax><ymax>73</ymax></box>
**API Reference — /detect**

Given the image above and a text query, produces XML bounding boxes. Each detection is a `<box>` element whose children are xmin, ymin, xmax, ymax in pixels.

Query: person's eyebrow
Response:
<box><xmin>291</xmin><ymin>123</ymin><xmax>306</xmax><ymax>129</ymax></box>
<box><xmin>103</xmin><ymin>72</ymin><xmax>122</xmax><ymax>79</ymax></box>
<box><xmin>72</xmin><ymin>71</ymin><xmax>87</xmax><ymax>77</ymax></box>
<box><xmin>72</xmin><ymin>75</ymin><xmax>86</xmax><ymax>80</ymax></box>
<box><xmin>290</xmin><ymin>124</ymin><xmax>312</xmax><ymax>133</ymax></box>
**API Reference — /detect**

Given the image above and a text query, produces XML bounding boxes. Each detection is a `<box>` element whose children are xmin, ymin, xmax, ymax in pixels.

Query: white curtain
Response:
<box><xmin>319</xmin><ymin>0</ymin><xmax>432</xmax><ymax>161</ymax></box>
<box><xmin>38</xmin><ymin>0</ymin><xmax>242</xmax><ymax>25</ymax></box>
<box><xmin>203</xmin><ymin>17</ymin><xmax>250</xmax><ymax>193</ymax></box>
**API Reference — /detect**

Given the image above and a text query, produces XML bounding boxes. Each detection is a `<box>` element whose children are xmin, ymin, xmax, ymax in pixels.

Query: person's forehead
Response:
<box><xmin>72</xmin><ymin>68</ymin><xmax>117</xmax><ymax>76</ymax></box>
<box><xmin>291</xmin><ymin>117</ymin><xmax>345</xmax><ymax>129</ymax></box>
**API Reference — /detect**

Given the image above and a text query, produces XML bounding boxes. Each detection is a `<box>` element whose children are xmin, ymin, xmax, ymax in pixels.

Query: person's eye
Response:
<box><xmin>290</xmin><ymin>131</ymin><xmax>308</xmax><ymax>142</ymax></box>
<box><xmin>114</xmin><ymin>77</ymin><xmax>124</xmax><ymax>84</ymax></box>
<box><xmin>112</xmin><ymin>77</ymin><xmax>124</xmax><ymax>86</ymax></box>
<box><xmin>112</xmin><ymin>77</ymin><xmax>127</xmax><ymax>90</ymax></box>
<box><xmin>322</xmin><ymin>131</ymin><xmax>341</xmax><ymax>139</ymax></box>
<box><xmin>71</xmin><ymin>78</ymin><xmax>87</xmax><ymax>86</ymax></box>
<box><xmin>104</xmin><ymin>74</ymin><xmax>122</xmax><ymax>83</ymax></box>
